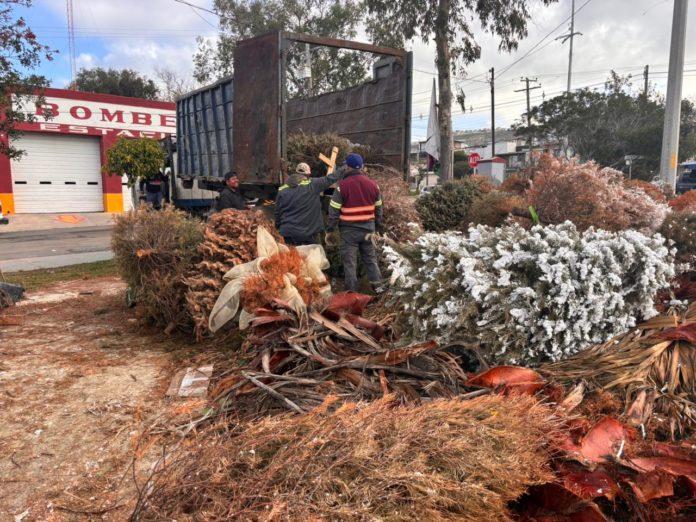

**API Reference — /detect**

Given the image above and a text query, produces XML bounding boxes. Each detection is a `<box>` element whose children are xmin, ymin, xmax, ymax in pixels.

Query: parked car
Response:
<box><xmin>676</xmin><ymin>168</ymin><xmax>696</xmax><ymax>194</ymax></box>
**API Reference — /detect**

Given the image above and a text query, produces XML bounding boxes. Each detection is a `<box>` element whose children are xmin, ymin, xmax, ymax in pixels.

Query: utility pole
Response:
<box><xmin>66</xmin><ymin>0</ymin><xmax>76</xmax><ymax>86</ymax></box>
<box><xmin>643</xmin><ymin>65</ymin><xmax>649</xmax><ymax>97</ymax></box>
<box><xmin>490</xmin><ymin>67</ymin><xmax>495</xmax><ymax>157</ymax></box>
<box><xmin>556</xmin><ymin>0</ymin><xmax>582</xmax><ymax>93</ymax></box>
<box><xmin>659</xmin><ymin>0</ymin><xmax>689</xmax><ymax>193</ymax></box>
<box><xmin>514</xmin><ymin>77</ymin><xmax>541</xmax><ymax>148</ymax></box>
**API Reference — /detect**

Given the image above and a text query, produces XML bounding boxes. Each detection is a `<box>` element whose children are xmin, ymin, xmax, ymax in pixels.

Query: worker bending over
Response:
<box><xmin>275</xmin><ymin>162</ymin><xmax>343</xmax><ymax>246</ymax></box>
<box><xmin>326</xmin><ymin>153</ymin><xmax>383</xmax><ymax>292</ymax></box>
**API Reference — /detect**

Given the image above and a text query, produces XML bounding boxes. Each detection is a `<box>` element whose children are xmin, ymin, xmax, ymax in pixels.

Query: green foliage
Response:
<box><xmin>514</xmin><ymin>72</ymin><xmax>696</xmax><ymax>180</ymax></box>
<box><xmin>453</xmin><ymin>150</ymin><xmax>468</xmax><ymax>162</ymax></box>
<box><xmin>364</xmin><ymin>1</ymin><xmax>557</xmax><ymax>72</ymax></box>
<box><xmin>105</xmin><ymin>137</ymin><xmax>165</xmax><ymax>186</ymax></box>
<box><xmin>453</xmin><ymin>160</ymin><xmax>472</xmax><ymax>179</ymax></box>
<box><xmin>660</xmin><ymin>211</ymin><xmax>696</xmax><ymax>264</ymax></box>
<box><xmin>415</xmin><ymin>179</ymin><xmax>485</xmax><ymax>232</ymax></box>
<box><xmin>195</xmin><ymin>0</ymin><xmax>368</xmax><ymax>95</ymax></box>
<box><xmin>71</xmin><ymin>67</ymin><xmax>159</xmax><ymax>99</ymax></box>
<box><xmin>0</xmin><ymin>0</ymin><xmax>54</xmax><ymax>159</ymax></box>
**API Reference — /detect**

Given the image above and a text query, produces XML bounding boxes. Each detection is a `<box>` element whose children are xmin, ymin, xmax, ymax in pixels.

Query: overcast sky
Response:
<box><xmin>21</xmin><ymin>0</ymin><xmax>696</xmax><ymax>140</ymax></box>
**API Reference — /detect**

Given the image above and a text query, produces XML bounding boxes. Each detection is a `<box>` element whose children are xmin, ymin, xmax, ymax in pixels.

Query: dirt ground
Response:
<box><xmin>0</xmin><ymin>276</ymin><xmax>203</xmax><ymax>521</ymax></box>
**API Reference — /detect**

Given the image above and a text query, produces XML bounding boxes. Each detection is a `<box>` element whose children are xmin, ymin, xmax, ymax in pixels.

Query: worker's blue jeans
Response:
<box><xmin>146</xmin><ymin>191</ymin><xmax>163</xmax><ymax>209</ymax></box>
<box><xmin>339</xmin><ymin>226</ymin><xmax>382</xmax><ymax>292</ymax></box>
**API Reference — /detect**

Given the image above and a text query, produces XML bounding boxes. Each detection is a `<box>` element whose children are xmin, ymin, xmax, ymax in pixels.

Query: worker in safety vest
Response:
<box><xmin>275</xmin><ymin>162</ymin><xmax>343</xmax><ymax>246</ymax></box>
<box><xmin>326</xmin><ymin>153</ymin><xmax>384</xmax><ymax>292</ymax></box>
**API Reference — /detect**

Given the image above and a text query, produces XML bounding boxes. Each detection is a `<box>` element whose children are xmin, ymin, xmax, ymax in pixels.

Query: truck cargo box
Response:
<box><xmin>176</xmin><ymin>31</ymin><xmax>411</xmax><ymax>195</ymax></box>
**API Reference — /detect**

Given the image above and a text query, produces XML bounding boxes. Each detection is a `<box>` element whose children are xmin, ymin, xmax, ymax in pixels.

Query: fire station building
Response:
<box><xmin>0</xmin><ymin>88</ymin><xmax>175</xmax><ymax>214</ymax></box>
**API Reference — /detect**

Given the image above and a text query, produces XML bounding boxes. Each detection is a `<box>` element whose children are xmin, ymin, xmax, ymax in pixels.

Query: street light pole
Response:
<box><xmin>659</xmin><ymin>0</ymin><xmax>689</xmax><ymax>193</ymax></box>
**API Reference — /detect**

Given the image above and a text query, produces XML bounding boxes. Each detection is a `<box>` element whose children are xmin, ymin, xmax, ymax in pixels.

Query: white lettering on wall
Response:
<box><xmin>17</xmin><ymin>95</ymin><xmax>175</xmax><ymax>134</ymax></box>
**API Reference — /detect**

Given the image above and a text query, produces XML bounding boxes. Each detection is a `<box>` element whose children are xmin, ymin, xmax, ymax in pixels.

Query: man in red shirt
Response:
<box><xmin>326</xmin><ymin>153</ymin><xmax>384</xmax><ymax>292</ymax></box>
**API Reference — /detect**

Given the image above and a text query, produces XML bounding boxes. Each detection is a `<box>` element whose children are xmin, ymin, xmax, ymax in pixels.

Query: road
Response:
<box><xmin>0</xmin><ymin>226</ymin><xmax>113</xmax><ymax>271</ymax></box>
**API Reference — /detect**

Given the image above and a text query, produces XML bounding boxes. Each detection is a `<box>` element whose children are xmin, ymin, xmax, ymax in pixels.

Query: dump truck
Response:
<box><xmin>173</xmin><ymin>31</ymin><xmax>412</xmax><ymax>207</ymax></box>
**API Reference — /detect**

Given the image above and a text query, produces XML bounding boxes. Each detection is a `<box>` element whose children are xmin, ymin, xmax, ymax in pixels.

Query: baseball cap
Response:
<box><xmin>345</xmin><ymin>153</ymin><xmax>363</xmax><ymax>170</ymax></box>
<box><xmin>295</xmin><ymin>162</ymin><xmax>311</xmax><ymax>175</ymax></box>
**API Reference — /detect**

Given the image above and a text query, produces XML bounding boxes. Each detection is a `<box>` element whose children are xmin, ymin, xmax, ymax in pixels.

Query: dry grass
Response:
<box><xmin>132</xmin><ymin>394</ymin><xmax>556</xmax><ymax>521</ymax></box>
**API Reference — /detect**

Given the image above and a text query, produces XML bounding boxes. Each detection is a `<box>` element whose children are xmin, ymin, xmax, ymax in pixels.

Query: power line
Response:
<box><xmin>497</xmin><ymin>0</ymin><xmax>594</xmax><ymax>78</ymax></box>
<box><xmin>172</xmin><ymin>0</ymin><xmax>218</xmax><ymax>16</ymax></box>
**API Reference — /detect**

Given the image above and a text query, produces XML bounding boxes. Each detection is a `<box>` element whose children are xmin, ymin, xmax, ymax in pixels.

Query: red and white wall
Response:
<box><xmin>0</xmin><ymin>88</ymin><xmax>175</xmax><ymax>214</ymax></box>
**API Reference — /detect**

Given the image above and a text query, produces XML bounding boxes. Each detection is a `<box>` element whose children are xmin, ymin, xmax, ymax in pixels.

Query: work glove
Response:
<box><xmin>325</xmin><ymin>231</ymin><xmax>338</xmax><ymax>247</ymax></box>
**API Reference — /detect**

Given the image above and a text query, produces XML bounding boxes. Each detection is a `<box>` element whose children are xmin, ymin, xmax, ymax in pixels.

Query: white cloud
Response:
<box><xmin>39</xmin><ymin>0</ymin><xmax>696</xmax><ymax>133</ymax></box>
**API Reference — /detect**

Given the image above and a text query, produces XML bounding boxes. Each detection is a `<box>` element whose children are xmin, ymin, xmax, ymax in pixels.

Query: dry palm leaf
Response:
<box><xmin>542</xmin><ymin>302</ymin><xmax>696</xmax><ymax>439</ymax></box>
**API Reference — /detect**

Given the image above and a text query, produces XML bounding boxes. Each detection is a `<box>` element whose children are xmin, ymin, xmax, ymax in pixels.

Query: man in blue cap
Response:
<box><xmin>326</xmin><ymin>153</ymin><xmax>384</xmax><ymax>292</ymax></box>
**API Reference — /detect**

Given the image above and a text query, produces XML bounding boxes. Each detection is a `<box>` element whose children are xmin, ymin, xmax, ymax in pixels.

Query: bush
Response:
<box><xmin>528</xmin><ymin>154</ymin><xmax>668</xmax><ymax>233</ymax></box>
<box><xmin>669</xmin><ymin>190</ymin><xmax>696</xmax><ymax>212</ymax></box>
<box><xmin>384</xmin><ymin>222</ymin><xmax>674</xmax><ymax>364</ymax></box>
<box><xmin>453</xmin><ymin>149</ymin><xmax>468</xmax><ymax>162</ymax></box>
<box><xmin>453</xmin><ymin>159</ymin><xmax>471</xmax><ymax>178</ymax></box>
<box><xmin>466</xmin><ymin>191</ymin><xmax>523</xmax><ymax>228</ymax></box>
<box><xmin>367</xmin><ymin>164</ymin><xmax>422</xmax><ymax>242</ymax></box>
<box><xmin>623</xmin><ymin>179</ymin><xmax>667</xmax><ymax>203</ymax></box>
<box><xmin>500</xmin><ymin>173</ymin><xmax>531</xmax><ymax>195</ymax></box>
<box><xmin>660</xmin><ymin>210</ymin><xmax>696</xmax><ymax>264</ymax></box>
<box><xmin>112</xmin><ymin>205</ymin><xmax>204</xmax><ymax>329</ymax></box>
<box><xmin>415</xmin><ymin>179</ymin><xmax>485</xmax><ymax>232</ymax></box>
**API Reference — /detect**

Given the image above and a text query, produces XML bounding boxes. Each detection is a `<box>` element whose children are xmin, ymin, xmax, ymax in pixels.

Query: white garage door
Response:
<box><xmin>11</xmin><ymin>134</ymin><xmax>104</xmax><ymax>213</ymax></box>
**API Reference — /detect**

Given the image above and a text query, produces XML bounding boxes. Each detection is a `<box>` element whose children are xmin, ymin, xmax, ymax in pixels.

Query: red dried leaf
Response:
<box><xmin>345</xmin><ymin>313</ymin><xmax>385</xmax><ymax>340</ymax></box>
<box><xmin>467</xmin><ymin>366</ymin><xmax>545</xmax><ymax>396</ymax></box>
<box><xmin>578</xmin><ymin>417</ymin><xmax>635</xmax><ymax>464</ymax></box>
<box><xmin>324</xmin><ymin>292</ymin><xmax>373</xmax><ymax>316</ymax></box>
<box><xmin>560</xmin><ymin>469</ymin><xmax>621</xmax><ymax>501</ymax></box>
<box><xmin>651</xmin><ymin>441</ymin><xmax>696</xmax><ymax>460</ymax></box>
<box><xmin>627</xmin><ymin>471</ymin><xmax>675</xmax><ymax>503</ymax></box>
<box><xmin>658</xmin><ymin>322</ymin><xmax>696</xmax><ymax>344</ymax></box>
<box><xmin>628</xmin><ymin>456</ymin><xmax>696</xmax><ymax>479</ymax></box>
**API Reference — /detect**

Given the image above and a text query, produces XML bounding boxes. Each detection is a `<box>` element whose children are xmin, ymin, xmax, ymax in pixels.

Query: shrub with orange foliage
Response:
<box><xmin>500</xmin><ymin>173</ymin><xmax>531</xmax><ymax>195</ymax></box>
<box><xmin>623</xmin><ymin>179</ymin><xmax>667</xmax><ymax>203</ymax></box>
<box><xmin>669</xmin><ymin>190</ymin><xmax>696</xmax><ymax>212</ymax></box>
<box><xmin>528</xmin><ymin>154</ymin><xmax>668</xmax><ymax>233</ymax></box>
<box><xmin>467</xmin><ymin>191</ymin><xmax>524</xmax><ymax>228</ymax></box>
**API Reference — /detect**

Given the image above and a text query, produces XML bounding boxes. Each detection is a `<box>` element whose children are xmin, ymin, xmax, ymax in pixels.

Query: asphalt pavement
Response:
<box><xmin>0</xmin><ymin>225</ymin><xmax>114</xmax><ymax>272</ymax></box>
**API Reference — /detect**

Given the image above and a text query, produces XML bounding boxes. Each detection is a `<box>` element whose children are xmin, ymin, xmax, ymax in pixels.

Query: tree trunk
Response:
<box><xmin>435</xmin><ymin>0</ymin><xmax>454</xmax><ymax>182</ymax></box>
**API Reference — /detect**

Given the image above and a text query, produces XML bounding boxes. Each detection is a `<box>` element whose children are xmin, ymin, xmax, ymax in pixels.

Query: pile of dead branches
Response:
<box><xmin>209</xmin><ymin>293</ymin><xmax>478</xmax><ymax>416</ymax></box>
<box><xmin>543</xmin><ymin>301</ymin><xmax>696</xmax><ymax>439</ymax></box>
<box><xmin>132</xmin><ymin>394</ymin><xmax>557</xmax><ymax>521</ymax></box>
<box><xmin>185</xmin><ymin>209</ymin><xmax>282</xmax><ymax>339</ymax></box>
